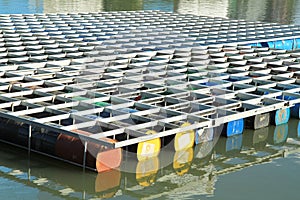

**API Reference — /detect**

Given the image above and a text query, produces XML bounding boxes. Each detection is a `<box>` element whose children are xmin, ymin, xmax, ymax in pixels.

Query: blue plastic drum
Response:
<box><xmin>282</xmin><ymin>39</ymin><xmax>294</xmax><ymax>50</ymax></box>
<box><xmin>200</xmin><ymin>82</ymin><xmax>218</xmax><ymax>86</ymax></box>
<box><xmin>267</xmin><ymin>41</ymin><xmax>275</xmax><ymax>48</ymax></box>
<box><xmin>84</xmin><ymin>114</ymin><xmax>102</xmax><ymax>120</ymax></box>
<box><xmin>291</xmin><ymin>104</ymin><xmax>300</xmax><ymax>119</ymax></box>
<box><xmin>118</xmin><ymin>108</ymin><xmax>138</xmax><ymax>113</ymax></box>
<box><xmin>277</xmin><ymin>95</ymin><xmax>298</xmax><ymax>119</ymax></box>
<box><xmin>274</xmin><ymin>108</ymin><xmax>290</xmax><ymax>125</ymax></box>
<box><xmin>296</xmin><ymin>38</ymin><xmax>300</xmax><ymax>49</ymax></box>
<box><xmin>274</xmin><ymin>40</ymin><xmax>284</xmax><ymax>49</ymax></box>
<box><xmin>225</xmin><ymin>119</ymin><xmax>244</xmax><ymax>137</ymax></box>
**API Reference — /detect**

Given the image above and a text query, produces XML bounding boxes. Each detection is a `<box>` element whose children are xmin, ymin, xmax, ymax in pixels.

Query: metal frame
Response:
<box><xmin>0</xmin><ymin>11</ymin><xmax>299</xmax><ymax>152</ymax></box>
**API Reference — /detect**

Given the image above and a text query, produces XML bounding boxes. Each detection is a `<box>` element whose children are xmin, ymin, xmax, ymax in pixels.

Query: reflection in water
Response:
<box><xmin>43</xmin><ymin>0</ymin><xmax>104</xmax><ymax>13</ymax></box>
<box><xmin>0</xmin><ymin>144</ymin><xmax>121</xmax><ymax>199</ymax></box>
<box><xmin>252</xmin><ymin>127</ymin><xmax>269</xmax><ymax>147</ymax></box>
<box><xmin>175</xmin><ymin>0</ymin><xmax>229</xmax><ymax>17</ymax></box>
<box><xmin>227</xmin><ymin>0</ymin><xmax>268</xmax><ymax>21</ymax></box>
<box><xmin>1</xmin><ymin>119</ymin><xmax>300</xmax><ymax>199</ymax></box>
<box><xmin>173</xmin><ymin>148</ymin><xmax>194</xmax><ymax>175</ymax></box>
<box><xmin>144</xmin><ymin>0</ymin><xmax>174</xmax><ymax>12</ymax></box>
<box><xmin>102</xmin><ymin>0</ymin><xmax>143</xmax><ymax>12</ymax></box>
<box><xmin>228</xmin><ymin>0</ymin><xmax>297</xmax><ymax>24</ymax></box>
<box><xmin>0</xmin><ymin>0</ymin><xmax>43</xmax><ymax>14</ymax></box>
<box><xmin>265</xmin><ymin>0</ymin><xmax>297</xmax><ymax>24</ymax></box>
<box><xmin>295</xmin><ymin>1</ymin><xmax>300</xmax><ymax>24</ymax></box>
<box><xmin>136</xmin><ymin>157</ymin><xmax>159</xmax><ymax>187</ymax></box>
<box><xmin>95</xmin><ymin>170</ymin><xmax>121</xmax><ymax>199</ymax></box>
<box><xmin>270</xmin><ymin>123</ymin><xmax>289</xmax><ymax>144</ymax></box>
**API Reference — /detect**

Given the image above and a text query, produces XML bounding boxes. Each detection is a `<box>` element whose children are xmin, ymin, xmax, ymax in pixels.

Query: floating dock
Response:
<box><xmin>0</xmin><ymin>122</ymin><xmax>299</xmax><ymax>199</ymax></box>
<box><xmin>0</xmin><ymin>11</ymin><xmax>300</xmax><ymax>172</ymax></box>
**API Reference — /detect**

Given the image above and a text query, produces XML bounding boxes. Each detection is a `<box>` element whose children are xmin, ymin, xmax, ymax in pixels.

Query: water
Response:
<box><xmin>0</xmin><ymin>0</ymin><xmax>300</xmax><ymax>199</ymax></box>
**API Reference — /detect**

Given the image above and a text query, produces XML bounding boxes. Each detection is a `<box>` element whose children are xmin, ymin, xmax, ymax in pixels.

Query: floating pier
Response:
<box><xmin>0</xmin><ymin>123</ymin><xmax>299</xmax><ymax>199</ymax></box>
<box><xmin>0</xmin><ymin>11</ymin><xmax>300</xmax><ymax>172</ymax></box>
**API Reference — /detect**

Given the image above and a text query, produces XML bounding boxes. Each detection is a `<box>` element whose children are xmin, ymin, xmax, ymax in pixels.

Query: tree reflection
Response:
<box><xmin>228</xmin><ymin>0</ymin><xmax>297</xmax><ymax>24</ymax></box>
<box><xmin>103</xmin><ymin>0</ymin><xmax>143</xmax><ymax>11</ymax></box>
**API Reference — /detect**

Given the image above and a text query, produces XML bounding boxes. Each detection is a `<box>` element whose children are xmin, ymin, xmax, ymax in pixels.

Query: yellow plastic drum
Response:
<box><xmin>136</xmin><ymin>156</ymin><xmax>159</xmax><ymax>187</ymax></box>
<box><xmin>173</xmin><ymin>147</ymin><xmax>194</xmax><ymax>176</ymax></box>
<box><xmin>137</xmin><ymin>130</ymin><xmax>161</xmax><ymax>161</ymax></box>
<box><xmin>174</xmin><ymin>122</ymin><xmax>195</xmax><ymax>151</ymax></box>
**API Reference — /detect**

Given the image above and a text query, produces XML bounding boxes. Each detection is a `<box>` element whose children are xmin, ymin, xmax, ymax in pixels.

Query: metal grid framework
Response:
<box><xmin>1</xmin><ymin>43</ymin><xmax>300</xmax><ymax>148</ymax></box>
<box><xmin>0</xmin><ymin>11</ymin><xmax>299</xmax><ymax>148</ymax></box>
<box><xmin>0</xmin><ymin>10</ymin><xmax>299</xmax><ymax>64</ymax></box>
